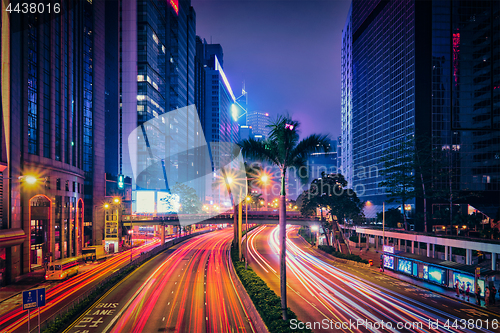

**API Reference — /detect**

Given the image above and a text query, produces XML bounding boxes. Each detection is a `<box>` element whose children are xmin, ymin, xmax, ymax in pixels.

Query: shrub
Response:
<box><xmin>42</xmin><ymin>264</ymin><xmax>137</xmax><ymax>333</ymax></box>
<box><xmin>231</xmin><ymin>246</ymin><xmax>312</xmax><ymax>333</ymax></box>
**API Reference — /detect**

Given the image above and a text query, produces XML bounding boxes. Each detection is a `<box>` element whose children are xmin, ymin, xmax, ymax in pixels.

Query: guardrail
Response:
<box><xmin>31</xmin><ymin>230</ymin><xmax>211</xmax><ymax>333</ymax></box>
<box><xmin>122</xmin><ymin>211</ymin><xmax>317</xmax><ymax>223</ymax></box>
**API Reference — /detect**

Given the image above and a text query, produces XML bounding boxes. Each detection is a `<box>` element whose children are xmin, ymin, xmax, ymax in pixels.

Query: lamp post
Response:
<box><xmin>129</xmin><ymin>229</ymin><xmax>133</xmax><ymax>263</ymax></box>
<box><xmin>245</xmin><ymin>196</ymin><xmax>251</xmax><ymax>269</ymax></box>
<box><xmin>311</xmin><ymin>225</ymin><xmax>319</xmax><ymax>248</ymax></box>
<box><xmin>383</xmin><ymin>202</ymin><xmax>385</xmax><ymax>247</ymax></box>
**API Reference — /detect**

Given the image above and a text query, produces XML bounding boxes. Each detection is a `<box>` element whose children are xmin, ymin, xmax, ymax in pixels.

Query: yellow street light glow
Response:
<box><xmin>311</xmin><ymin>225</ymin><xmax>319</xmax><ymax>232</ymax></box>
<box><xmin>24</xmin><ymin>175</ymin><xmax>37</xmax><ymax>185</ymax></box>
<box><xmin>246</xmin><ymin>196</ymin><xmax>251</xmax><ymax>202</ymax></box>
<box><xmin>103</xmin><ymin>203</ymin><xmax>110</xmax><ymax>209</ymax></box>
<box><xmin>260</xmin><ymin>201</ymin><xmax>264</xmax><ymax>205</ymax></box>
<box><xmin>113</xmin><ymin>197</ymin><xmax>121</xmax><ymax>204</ymax></box>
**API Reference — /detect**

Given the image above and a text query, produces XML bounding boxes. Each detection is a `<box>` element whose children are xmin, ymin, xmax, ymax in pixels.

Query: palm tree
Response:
<box><xmin>239</xmin><ymin>114</ymin><xmax>329</xmax><ymax>320</ymax></box>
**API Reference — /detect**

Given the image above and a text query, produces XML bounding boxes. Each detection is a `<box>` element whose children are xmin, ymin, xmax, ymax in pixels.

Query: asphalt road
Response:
<box><xmin>65</xmin><ymin>228</ymin><xmax>254</xmax><ymax>333</ymax></box>
<box><xmin>0</xmin><ymin>239</ymin><xmax>162</xmax><ymax>333</ymax></box>
<box><xmin>247</xmin><ymin>225</ymin><xmax>500</xmax><ymax>333</ymax></box>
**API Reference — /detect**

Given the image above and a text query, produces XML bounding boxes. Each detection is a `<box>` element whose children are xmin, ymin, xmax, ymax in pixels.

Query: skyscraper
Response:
<box><xmin>342</xmin><ymin>0</ymin><xmax>499</xmax><ymax>225</ymax></box>
<box><xmin>0</xmin><ymin>0</ymin><xmax>106</xmax><ymax>283</ymax></box>
<box><xmin>119</xmin><ymin>0</ymin><xmax>198</xmax><ymax>201</ymax></box>
<box><xmin>195</xmin><ymin>38</ymin><xmax>239</xmax><ymax>205</ymax></box>
<box><xmin>247</xmin><ymin>110</ymin><xmax>271</xmax><ymax>140</ymax></box>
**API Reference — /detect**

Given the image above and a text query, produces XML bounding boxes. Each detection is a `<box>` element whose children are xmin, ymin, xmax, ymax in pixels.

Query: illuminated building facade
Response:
<box><xmin>119</xmin><ymin>0</ymin><xmax>199</xmax><ymax>209</ymax></box>
<box><xmin>342</xmin><ymin>0</ymin><xmax>499</xmax><ymax>225</ymax></box>
<box><xmin>195</xmin><ymin>39</ymin><xmax>239</xmax><ymax>205</ymax></box>
<box><xmin>247</xmin><ymin>110</ymin><xmax>271</xmax><ymax>140</ymax></box>
<box><xmin>0</xmin><ymin>1</ymin><xmax>106</xmax><ymax>283</ymax></box>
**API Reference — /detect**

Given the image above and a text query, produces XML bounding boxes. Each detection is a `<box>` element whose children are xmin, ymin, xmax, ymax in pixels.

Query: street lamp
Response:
<box><xmin>129</xmin><ymin>229</ymin><xmax>133</xmax><ymax>262</ymax></box>
<box><xmin>245</xmin><ymin>195</ymin><xmax>251</xmax><ymax>269</ymax></box>
<box><xmin>311</xmin><ymin>225</ymin><xmax>319</xmax><ymax>248</ymax></box>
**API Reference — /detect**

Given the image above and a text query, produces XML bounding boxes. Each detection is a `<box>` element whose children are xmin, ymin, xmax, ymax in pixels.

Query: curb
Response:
<box><xmin>302</xmin><ymin>239</ymin><xmax>500</xmax><ymax>316</ymax></box>
<box><xmin>227</xmin><ymin>247</ymin><xmax>269</xmax><ymax>333</ymax></box>
<box><xmin>369</xmin><ymin>267</ymin><xmax>500</xmax><ymax>317</ymax></box>
<box><xmin>320</xmin><ymin>246</ymin><xmax>500</xmax><ymax>316</ymax></box>
<box><xmin>0</xmin><ymin>282</ymin><xmax>44</xmax><ymax>304</ymax></box>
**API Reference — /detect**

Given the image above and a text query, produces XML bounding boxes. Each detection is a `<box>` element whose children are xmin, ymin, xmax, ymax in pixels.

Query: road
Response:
<box><xmin>247</xmin><ymin>225</ymin><xmax>500</xmax><ymax>333</ymax></box>
<box><xmin>0</xmin><ymin>239</ymin><xmax>164</xmax><ymax>333</ymax></box>
<box><xmin>66</xmin><ymin>228</ymin><xmax>254</xmax><ymax>333</ymax></box>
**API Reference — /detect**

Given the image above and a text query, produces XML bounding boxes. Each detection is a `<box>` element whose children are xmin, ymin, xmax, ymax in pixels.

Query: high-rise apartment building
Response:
<box><xmin>342</xmin><ymin>0</ymin><xmax>499</xmax><ymax>225</ymax></box>
<box><xmin>0</xmin><ymin>0</ymin><xmax>107</xmax><ymax>284</ymax></box>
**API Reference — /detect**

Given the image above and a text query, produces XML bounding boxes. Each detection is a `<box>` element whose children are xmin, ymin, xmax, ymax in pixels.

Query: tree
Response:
<box><xmin>170</xmin><ymin>183</ymin><xmax>202</xmax><ymax>214</ymax></box>
<box><xmin>379</xmin><ymin>134</ymin><xmax>416</xmax><ymax>231</ymax></box>
<box><xmin>376</xmin><ymin>208</ymin><xmax>402</xmax><ymax>228</ymax></box>
<box><xmin>299</xmin><ymin>172</ymin><xmax>364</xmax><ymax>247</ymax></box>
<box><xmin>239</xmin><ymin>114</ymin><xmax>329</xmax><ymax>320</ymax></box>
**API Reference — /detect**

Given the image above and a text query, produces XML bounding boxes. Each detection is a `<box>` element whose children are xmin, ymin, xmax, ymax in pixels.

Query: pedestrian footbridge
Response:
<box><xmin>122</xmin><ymin>211</ymin><xmax>319</xmax><ymax>227</ymax></box>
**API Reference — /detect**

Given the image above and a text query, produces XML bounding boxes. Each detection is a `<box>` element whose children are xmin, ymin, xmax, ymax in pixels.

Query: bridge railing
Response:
<box><xmin>122</xmin><ymin>210</ymin><xmax>317</xmax><ymax>222</ymax></box>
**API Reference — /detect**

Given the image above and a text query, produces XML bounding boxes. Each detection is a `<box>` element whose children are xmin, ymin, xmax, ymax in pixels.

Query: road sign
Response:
<box><xmin>37</xmin><ymin>288</ymin><xmax>46</xmax><ymax>307</ymax></box>
<box><xmin>22</xmin><ymin>288</ymin><xmax>46</xmax><ymax>310</ymax></box>
<box><xmin>23</xmin><ymin>290</ymin><xmax>37</xmax><ymax>310</ymax></box>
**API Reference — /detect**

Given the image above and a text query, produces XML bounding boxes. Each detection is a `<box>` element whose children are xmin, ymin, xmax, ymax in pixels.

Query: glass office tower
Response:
<box><xmin>342</xmin><ymin>0</ymin><xmax>499</xmax><ymax>225</ymax></box>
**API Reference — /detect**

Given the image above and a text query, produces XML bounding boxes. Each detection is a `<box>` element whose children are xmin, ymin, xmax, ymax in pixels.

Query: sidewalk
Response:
<box><xmin>0</xmin><ymin>267</ymin><xmax>46</xmax><ymax>303</ymax></box>
<box><xmin>356</xmin><ymin>247</ymin><xmax>500</xmax><ymax>314</ymax></box>
<box><xmin>0</xmin><ymin>253</ymin><xmax>114</xmax><ymax>304</ymax></box>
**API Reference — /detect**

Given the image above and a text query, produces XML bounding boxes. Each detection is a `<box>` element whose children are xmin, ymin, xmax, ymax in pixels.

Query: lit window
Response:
<box><xmin>137</xmin><ymin>75</ymin><xmax>144</xmax><ymax>81</ymax></box>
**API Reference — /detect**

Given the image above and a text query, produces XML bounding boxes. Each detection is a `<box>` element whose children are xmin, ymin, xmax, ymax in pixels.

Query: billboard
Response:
<box><xmin>383</xmin><ymin>255</ymin><xmax>394</xmax><ymax>269</ymax></box>
<box><xmin>397</xmin><ymin>259</ymin><xmax>412</xmax><ymax>274</ymax></box>
<box><xmin>157</xmin><ymin>192</ymin><xmax>180</xmax><ymax>213</ymax></box>
<box><xmin>136</xmin><ymin>191</ymin><xmax>155</xmax><ymax>213</ymax></box>
<box><xmin>429</xmin><ymin>266</ymin><xmax>445</xmax><ymax>285</ymax></box>
<box><xmin>452</xmin><ymin>272</ymin><xmax>483</xmax><ymax>296</ymax></box>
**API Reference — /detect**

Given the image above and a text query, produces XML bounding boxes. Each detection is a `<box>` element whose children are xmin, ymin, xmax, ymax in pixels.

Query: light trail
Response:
<box><xmin>107</xmin><ymin>229</ymin><xmax>254</xmax><ymax>333</ymax></box>
<box><xmin>0</xmin><ymin>239</ymin><xmax>161</xmax><ymax>332</ymax></box>
<box><xmin>248</xmin><ymin>225</ymin><xmax>498</xmax><ymax>333</ymax></box>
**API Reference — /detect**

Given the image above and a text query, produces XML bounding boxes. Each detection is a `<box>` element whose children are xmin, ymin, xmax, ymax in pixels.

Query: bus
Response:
<box><xmin>45</xmin><ymin>258</ymin><xmax>79</xmax><ymax>280</ymax></box>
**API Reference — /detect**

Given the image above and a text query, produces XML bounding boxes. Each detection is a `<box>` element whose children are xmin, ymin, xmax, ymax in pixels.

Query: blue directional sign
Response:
<box><xmin>22</xmin><ymin>288</ymin><xmax>46</xmax><ymax>310</ymax></box>
<box><xmin>37</xmin><ymin>288</ymin><xmax>46</xmax><ymax>307</ymax></box>
<box><xmin>22</xmin><ymin>290</ymin><xmax>37</xmax><ymax>310</ymax></box>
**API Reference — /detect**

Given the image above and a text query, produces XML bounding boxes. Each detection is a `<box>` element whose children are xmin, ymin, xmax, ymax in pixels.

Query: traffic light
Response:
<box><xmin>118</xmin><ymin>175</ymin><xmax>124</xmax><ymax>190</ymax></box>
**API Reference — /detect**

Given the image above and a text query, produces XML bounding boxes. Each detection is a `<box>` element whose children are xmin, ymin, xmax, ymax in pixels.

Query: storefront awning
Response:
<box><xmin>0</xmin><ymin>229</ymin><xmax>26</xmax><ymax>248</ymax></box>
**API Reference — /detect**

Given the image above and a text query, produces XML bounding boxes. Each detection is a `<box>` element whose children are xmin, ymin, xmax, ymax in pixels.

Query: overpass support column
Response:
<box><xmin>426</xmin><ymin>243</ymin><xmax>430</xmax><ymax>257</ymax></box>
<box><xmin>238</xmin><ymin>203</ymin><xmax>243</xmax><ymax>260</ymax></box>
<box><xmin>411</xmin><ymin>241</ymin><xmax>414</xmax><ymax>254</ymax></box>
<box><xmin>449</xmin><ymin>246</ymin><xmax>453</xmax><ymax>261</ymax></box>
<box><xmin>398</xmin><ymin>238</ymin><xmax>401</xmax><ymax>251</ymax></box>
<box><xmin>358</xmin><ymin>233</ymin><xmax>361</xmax><ymax>248</ymax></box>
<box><xmin>375</xmin><ymin>236</ymin><xmax>379</xmax><ymax>250</ymax></box>
<box><xmin>432</xmin><ymin>244</ymin><xmax>435</xmax><ymax>258</ymax></box>
<box><xmin>366</xmin><ymin>235</ymin><xmax>370</xmax><ymax>249</ymax></box>
<box><xmin>466</xmin><ymin>249</ymin><xmax>471</xmax><ymax>265</ymax></box>
<box><xmin>492</xmin><ymin>253</ymin><xmax>497</xmax><ymax>270</ymax></box>
<box><xmin>445</xmin><ymin>246</ymin><xmax>448</xmax><ymax>261</ymax></box>
<box><xmin>160</xmin><ymin>225</ymin><xmax>165</xmax><ymax>246</ymax></box>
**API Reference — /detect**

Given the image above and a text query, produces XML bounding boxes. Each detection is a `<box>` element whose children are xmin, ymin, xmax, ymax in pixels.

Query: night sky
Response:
<box><xmin>192</xmin><ymin>0</ymin><xmax>352</xmax><ymax>140</ymax></box>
